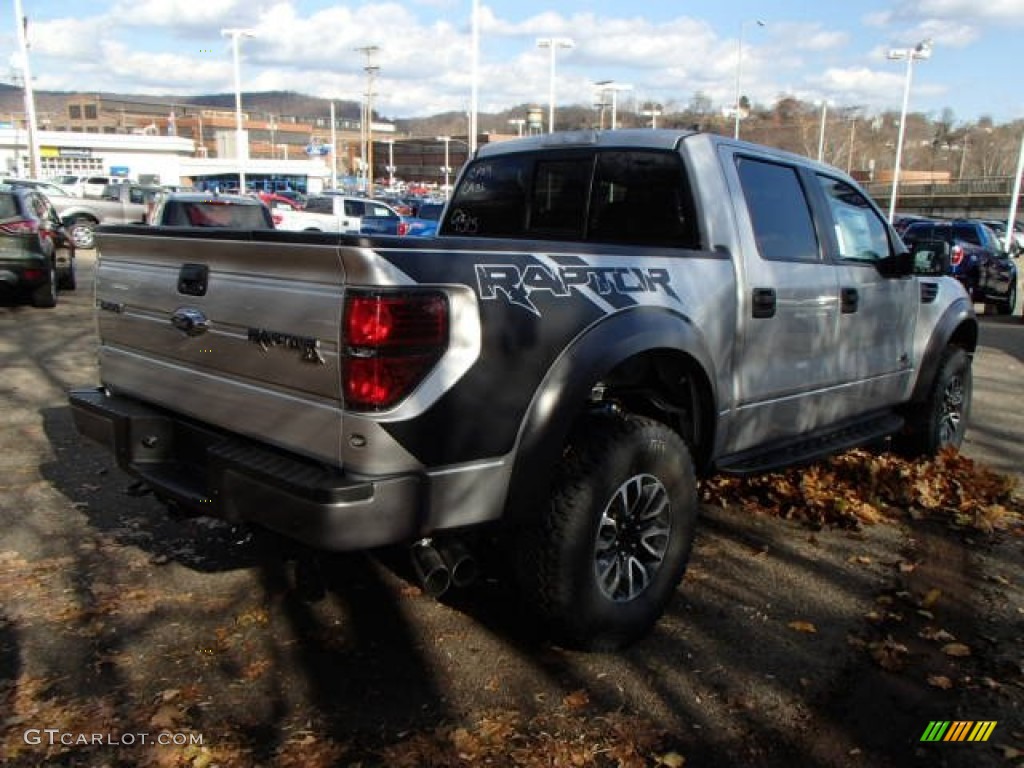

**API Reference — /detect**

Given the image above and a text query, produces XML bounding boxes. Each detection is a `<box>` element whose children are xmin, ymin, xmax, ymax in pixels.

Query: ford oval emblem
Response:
<box><xmin>170</xmin><ymin>307</ymin><xmax>209</xmax><ymax>337</ymax></box>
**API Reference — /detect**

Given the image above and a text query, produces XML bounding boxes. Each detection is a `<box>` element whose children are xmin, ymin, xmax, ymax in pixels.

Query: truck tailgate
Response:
<box><xmin>93</xmin><ymin>229</ymin><xmax>347</xmax><ymax>466</ymax></box>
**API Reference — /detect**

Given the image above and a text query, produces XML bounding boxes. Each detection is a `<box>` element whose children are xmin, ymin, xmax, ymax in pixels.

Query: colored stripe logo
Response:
<box><xmin>920</xmin><ymin>721</ymin><xmax>997</xmax><ymax>742</ymax></box>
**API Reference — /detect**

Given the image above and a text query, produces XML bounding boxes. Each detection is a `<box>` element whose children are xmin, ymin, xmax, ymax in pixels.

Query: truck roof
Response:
<box><xmin>473</xmin><ymin>128</ymin><xmax>848</xmax><ymax>179</ymax></box>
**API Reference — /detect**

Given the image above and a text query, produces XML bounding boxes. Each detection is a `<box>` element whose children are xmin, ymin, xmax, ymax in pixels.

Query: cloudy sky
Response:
<box><xmin>2</xmin><ymin>0</ymin><xmax>1021</xmax><ymax>124</ymax></box>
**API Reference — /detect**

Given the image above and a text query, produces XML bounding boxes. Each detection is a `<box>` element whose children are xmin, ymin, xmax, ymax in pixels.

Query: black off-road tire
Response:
<box><xmin>893</xmin><ymin>346</ymin><xmax>972</xmax><ymax>457</ymax></box>
<box><xmin>30</xmin><ymin>261</ymin><xmax>58</xmax><ymax>308</ymax></box>
<box><xmin>513</xmin><ymin>412</ymin><xmax>698</xmax><ymax>651</ymax></box>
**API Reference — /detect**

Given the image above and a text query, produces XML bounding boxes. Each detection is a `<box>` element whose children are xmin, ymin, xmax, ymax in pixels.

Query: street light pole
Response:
<box><xmin>887</xmin><ymin>38</ymin><xmax>933</xmax><ymax>223</ymax></box>
<box><xmin>733</xmin><ymin>19</ymin><xmax>764</xmax><ymax>140</ymax></box>
<box><xmin>536</xmin><ymin>37</ymin><xmax>574</xmax><ymax>133</ymax></box>
<box><xmin>221</xmin><ymin>28</ymin><xmax>255</xmax><ymax>192</ymax></box>
<box><xmin>383</xmin><ymin>138</ymin><xmax>395</xmax><ymax>189</ymax></box>
<box><xmin>594</xmin><ymin>81</ymin><xmax>632</xmax><ymax>130</ymax></box>
<box><xmin>817</xmin><ymin>100</ymin><xmax>828</xmax><ymax>163</ymax></box>
<box><xmin>641</xmin><ymin>106</ymin><xmax>662</xmax><ymax>129</ymax></box>
<box><xmin>13</xmin><ymin>0</ymin><xmax>41</xmax><ymax>179</ymax></box>
<box><xmin>436</xmin><ymin>135</ymin><xmax>451</xmax><ymax>193</ymax></box>
<box><xmin>469</xmin><ymin>0</ymin><xmax>479</xmax><ymax>153</ymax></box>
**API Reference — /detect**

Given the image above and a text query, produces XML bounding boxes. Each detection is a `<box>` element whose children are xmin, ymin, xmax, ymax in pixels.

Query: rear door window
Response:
<box><xmin>735</xmin><ymin>156</ymin><xmax>820</xmax><ymax>262</ymax></box>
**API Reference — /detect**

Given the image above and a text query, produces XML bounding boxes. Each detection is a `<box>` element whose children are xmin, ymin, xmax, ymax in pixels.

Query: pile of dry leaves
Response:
<box><xmin>702</xmin><ymin>448</ymin><xmax>1023</xmax><ymax>532</ymax></box>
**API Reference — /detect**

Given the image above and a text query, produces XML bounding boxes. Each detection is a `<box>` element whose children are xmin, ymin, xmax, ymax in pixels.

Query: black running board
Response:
<box><xmin>715</xmin><ymin>412</ymin><xmax>904</xmax><ymax>476</ymax></box>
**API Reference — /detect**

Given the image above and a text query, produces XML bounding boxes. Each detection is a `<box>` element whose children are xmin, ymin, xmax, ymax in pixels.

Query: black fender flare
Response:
<box><xmin>909</xmin><ymin>295</ymin><xmax>978</xmax><ymax>405</ymax></box>
<box><xmin>503</xmin><ymin>307</ymin><xmax>718</xmax><ymax>528</ymax></box>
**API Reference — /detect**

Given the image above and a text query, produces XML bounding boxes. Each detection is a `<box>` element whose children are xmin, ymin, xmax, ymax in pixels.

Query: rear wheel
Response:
<box><xmin>995</xmin><ymin>282</ymin><xmax>1016</xmax><ymax>316</ymax></box>
<box><xmin>58</xmin><ymin>254</ymin><xmax>77</xmax><ymax>291</ymax></box>
<box><xmin>67</xmin><ymin>217</ymin><xmax>96</xmax><ymax>249</ymax></box>
<box><xmin>893</xmin><ymin>346</ymin><xmax>971</xmax><ymax>456</ymax></box>
<box><xmin>30</xmin><ymin>261</ymin><xmax>58</xmax><ymax>308</ymax></box>
<box><xmin>514</xmin><ymin>412</ymin><xmax>698</xmax><ymax>650</ymax></box>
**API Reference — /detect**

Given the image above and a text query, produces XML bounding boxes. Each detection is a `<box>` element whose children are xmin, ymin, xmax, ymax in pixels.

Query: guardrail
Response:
<box><xmin>862</xmin><ymin>176</ymin><xmax>1017</xmax><ymax>199</ymax></box>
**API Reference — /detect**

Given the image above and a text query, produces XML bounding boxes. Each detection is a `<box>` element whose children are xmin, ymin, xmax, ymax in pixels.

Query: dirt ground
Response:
<box><xmin>1</xmin><ymin>251</ymin><xmax>1022</xmax><ymax>767</ymax></box>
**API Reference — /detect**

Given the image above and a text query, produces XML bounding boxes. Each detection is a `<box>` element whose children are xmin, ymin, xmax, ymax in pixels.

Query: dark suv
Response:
<box><xmin>0</xmin><ymin>184</ymin><xmax>76</xmax><ymax>307</ymax></box>
<box><xmin>900</xmin><ymin>218</ymin><xmax>1017</xmax><ymax>315</ymax></box>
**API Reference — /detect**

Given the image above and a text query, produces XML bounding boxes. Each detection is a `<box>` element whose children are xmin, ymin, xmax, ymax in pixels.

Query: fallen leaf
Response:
<box><xmin>898</xmin><ymin>562</ymin><xmax>917</xmax><ymax>573</ymax></box>
<box><xmin>847</xmin><ymin>555</ymin><xmax>873</xmax><ymax>565</ymax></box>
<box><xmin>563</xmin><ymin>689</ymin><xmax>589</xmax><ymax>711</ymax></box>
<box><xmin>919</xmin><ymin>627</ymin><xmax>956</xmax><ymax>643</ymax></box>
<box><xmin>921</xmin><ymin>588</ymin><xmax>942</xmax><ymax>608</ymax></box>
<box><xmin>788</xmin><ymin>621</ymin><xmax>817</xmax><ymax>634</ymax></box>
<box><xmin>941</xmin><ymin>642</ymin><xmax>971</xmax><ymax>657</ymax></box>
<box><xmin>998</xmin><ymin>745</ymin><xmax>1022</xmax><ymax>759</ymax></box>
<box><xmin>927</xmin><ymin>675</ymin><xmax>953</xmax><ymax>689</ymax></box>
<box><xmin>658</xmin><ymin>753</ymin><xmax>686</xmax><ymax>767</ymax></box>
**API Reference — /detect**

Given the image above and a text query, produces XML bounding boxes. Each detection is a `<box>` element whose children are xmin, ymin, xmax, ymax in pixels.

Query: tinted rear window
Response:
<box><xmin>163</xmin><ymin>201</ymin><xmax>271</xmax><ymax>229</ymax></box>
<box><xmin>0</xmin><ymin>193</ymin><xmax>19</xmax><ymax>219</ymax></box>
<box><xmin>443</xmin><ymin>148</ymin><xmax>700</xmax><ymax>248</ymax></box>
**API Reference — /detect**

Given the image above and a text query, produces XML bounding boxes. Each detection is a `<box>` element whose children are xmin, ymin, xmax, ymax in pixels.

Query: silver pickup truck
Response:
<box><xmin>69</xmin><ymin>130</ymin><xmax>977</xmax><ymax>650</ymax></box>
<box><xmin>50</xmin><ymin>183</ymin><xmax>162</xmax><ymax>248</ymax></box>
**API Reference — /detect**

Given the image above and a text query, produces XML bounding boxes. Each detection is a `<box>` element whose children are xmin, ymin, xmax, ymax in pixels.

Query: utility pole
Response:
<box><xmin>356</xmin><ymin>45</ymin><xmax>380</xmax><ymax>197</ymax></box>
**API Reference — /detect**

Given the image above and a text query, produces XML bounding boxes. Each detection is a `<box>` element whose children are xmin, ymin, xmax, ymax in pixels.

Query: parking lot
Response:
<box><xmin>1</xmin><ymin>251</ymin><xmax>1021</xmax><ymax>767</ymax></box>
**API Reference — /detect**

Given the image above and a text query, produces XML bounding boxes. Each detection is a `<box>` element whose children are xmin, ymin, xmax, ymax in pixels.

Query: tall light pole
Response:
<box><xmin>594</xmin><ymin>81</ymin><xmax>632</xmax><ymax>130</ymax></box>
<box><xmin>887</xmin><ymin>38</ymin><xmax>933</xmax><ymax>223</ymax></box>
<box><xmin>641</xmin><ymin>106</ymin><xmax>662</xmax><ymax>129</ymax></box>
<box><xmin>13</xmin><ymin>0</ymin><xmax>41</xmax><ymax>179</ymax></box>
<box><xmin>536</xmin><ymin>37</ymin><xmax>574</xmax><ymax>133</ymax></box>
<box><xmin>733</xmin><ymin>19</ymin><xmax>764</xmax><ymax>140</ymax></box>
<box><xmin>436</xmin><ymin>135</ymin><xmax>452</xmax><ymax>193</ymax></box>
<box><xmin>221</xmin><ymin>28</ymin><xmax>255</xmax><ymax>192</ymax></box>
<box><xmin>383</xmin><ymin>138</ymin><xmax>395</xmax><ymax>189</ymax></box>
<box><xmin>469</xmin><ymin>0</ymin><xmax>479</xmax><ymax>153</ymax></box>
<box><xmin>1005</xmin><ymin>127</ymin><xmax>1024</xmax><ymax>252</ymax></box>
<box><xmin>817</xmin><ymin>100</ymin><xmax>829</xmax><ymax>162</ymax></box>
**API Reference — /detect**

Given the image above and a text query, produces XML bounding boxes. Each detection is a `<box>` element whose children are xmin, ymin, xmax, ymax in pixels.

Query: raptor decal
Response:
<box><xmin>475</xmin><ymin>262</ymin><xmax>679</xmax><ymax>316</ymax></box>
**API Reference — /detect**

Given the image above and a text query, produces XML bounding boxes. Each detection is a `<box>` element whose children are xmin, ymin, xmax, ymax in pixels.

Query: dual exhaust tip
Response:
<box><xmin>410</xmin><ymin>538</ymin><xmax>478</xmax><ymax>597</ymax></box>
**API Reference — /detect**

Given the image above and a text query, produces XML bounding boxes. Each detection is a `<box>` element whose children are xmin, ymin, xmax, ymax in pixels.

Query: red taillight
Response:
<box><xmin>271</xmin><ymin>212</ymin><xmax>283</xmax><ymax>226</ymax></box>
<box><xmin>950</xmin><ymin>244</ymin><xmax>964</xmax><ymax>267</ymax></box>
<box><xmin>397</xmin><ymin>221</ymin><xmax>410</xmax><ymax>236</ymax></box>
<box><xmin>342</xmin><ymin>292</ymin><xmax>449</xmax><ymax>410</ymax></box>
<box><xmin>0</xmin><ymin>218</ymin><xmax>39</xmax><ymax>236</ymax></box>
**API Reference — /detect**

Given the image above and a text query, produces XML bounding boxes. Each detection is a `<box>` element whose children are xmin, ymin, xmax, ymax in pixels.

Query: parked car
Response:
<box><xmin>892</xmin><ymin>213</ymin><xmax>934</xmax><ymax>236</ymax></box>
<box><xmin>0</xmin><ymin>183</ymin><xmax>76</xmax><ymax>307</ymax></box>
<box><xmin>50</xmin><ymin>183</ymin><xmax>163</xmax><ymax>249</ymax></box>
<box><xmin>1</xmin><ymin>177</ymin><xmax>77</xmax><ymax>199</ymax></box>
<box><xmin>147</xmin><ymin>192</ymin><xmax>275</xmax><ymax>229</ymax></box>
<box><xmin>981</xmin><ymin>219</ymin><xmax>1024</xmax><ymax>257</ymax></box>
<box><xmin>52</xmin><ymin>174</ymin><xmax>130</xmax><ymax>198</ymax></box>
<box><xmin>275</xmin><ymin>195</ymin><xmax>400</xmax><ymax>233</ymax></box>
<box><xmin>900</xmin><ymin>218</ymin><xmax>1017</xmax><ymax>314</ymax></box>
<box><xmin>405</xmin><ymin>201</ymin><xmax>444</xmax><ymax>237</ymax></box>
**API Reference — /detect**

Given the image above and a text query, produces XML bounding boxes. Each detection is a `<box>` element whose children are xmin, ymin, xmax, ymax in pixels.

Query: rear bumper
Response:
<box><xmin>69</xmin><ymin>387</ymin><xmax>423</xmax><ymax>551</ymax></box>
<box><xmin>0</xmin><ymin>255</ymin><xmax>48</xmax><ymax>290</ymax></box>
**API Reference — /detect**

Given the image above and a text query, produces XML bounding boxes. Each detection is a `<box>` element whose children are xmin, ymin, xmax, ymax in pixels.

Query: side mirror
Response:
<box><xmin>910</xmin><ymin>240</ymin><xmax>950</xmax><ymax>276</ymax></box>
<box><xmin>876</xmin><ymin>249</ymin><xmax>914</xmax><ymax>278</ymax></box>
